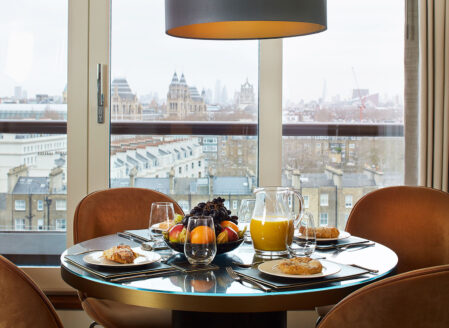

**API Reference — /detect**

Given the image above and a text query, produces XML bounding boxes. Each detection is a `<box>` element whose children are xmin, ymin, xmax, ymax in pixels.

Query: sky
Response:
<box><xmin>0</xmin><ymin>0</ymin><xmax>404</xmax><ymax>104</ymax></box>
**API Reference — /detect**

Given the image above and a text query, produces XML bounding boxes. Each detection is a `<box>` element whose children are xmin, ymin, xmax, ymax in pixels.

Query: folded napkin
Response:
<box><xmin>233</xmin><ymin>262</ymin><xmax>370</xmax><ymax>290</ymax></box>
<box><xmin>314</xmin><ymin>236</ymin><xmax>371</xmax><ymax>250</ymax></box>
<box><xmin>64</xmin><ymin>253</ymin><xmax>176</xmax><ymax>280</ymax></box>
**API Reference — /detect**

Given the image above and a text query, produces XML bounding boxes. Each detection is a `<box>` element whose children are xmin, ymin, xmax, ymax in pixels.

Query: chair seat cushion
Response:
<box><xmin>82</xmin><ymin>297</ymin><xmax>171</xmax><ymax>328</ymax></box>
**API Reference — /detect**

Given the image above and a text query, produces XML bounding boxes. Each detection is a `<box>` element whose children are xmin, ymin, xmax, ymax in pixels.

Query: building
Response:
<box><xmin>237</xmin><ymin>79</ymin><xmax>256</xmax><ymax>110</ymax></box>
<box><xmin>0</xmin><ymin>133</ymin><xmax>67</xmax><ymax>193</ymax></box>
<box><xmin>110</xmin><ymin>136</ymin><xmax>206</xmax><ymax>180</ymax></box>
<box><xmin>166</xmin><ymin>72</ymin><xmax>207</xmax><ymax>119</ymax></box>
<box><xmin>1</xmin><ymin>168</ymin><xmax>67</xmax><ymax>231</ymax></box>
<box><xmin>111</xmin><ymin>78</ymin><xmax>142</xmax><ymax>120</ymax></box>
<box><xmin>283</xmin><ymin>166</ymin><xmax>400</xmax><ymax>230</ymax></box>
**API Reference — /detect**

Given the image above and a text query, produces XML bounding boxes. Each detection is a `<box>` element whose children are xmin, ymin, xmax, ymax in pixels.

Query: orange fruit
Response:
<box><xmin>220</xmin><ymin>220</ymin><xmax>239</xmax><ymax>233</ymax></box>
<box><xmin>190</xmin><ymin>226</ymin><xmax>215</xmax><ymax>244</ymax></box>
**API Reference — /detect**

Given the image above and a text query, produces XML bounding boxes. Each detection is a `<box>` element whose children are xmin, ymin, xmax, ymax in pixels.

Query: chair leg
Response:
<box><xmin>89</xmin><ymin>322</ymin><xmax>99</xmax><ymax>328</ymax></box>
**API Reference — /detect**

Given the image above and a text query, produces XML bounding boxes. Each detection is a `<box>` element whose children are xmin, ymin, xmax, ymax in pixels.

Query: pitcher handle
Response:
<box><xmin>290</xmin><ymin>189</ymin><xmax>304</xmax><ymax>227</ymax></box>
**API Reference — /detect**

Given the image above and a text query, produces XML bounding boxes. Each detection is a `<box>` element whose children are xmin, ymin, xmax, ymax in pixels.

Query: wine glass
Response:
<box><xmin>287</xmin><ymin>212</ymin><xmax>316</xmax><ymax>257</ymax></box>
<box><xmin>237</xmin><ymin>199</ymin><xmax>256</xmax><ymax>242</ymax></box>
<box><xmin>184</xmin><ymin>216</ymin><xmax>217</xmax><ymax>265</ymax></box>
<box><xmin>149</xmin><ymin>202</ymin><xmax>175</xmax><ymax>248</ymax></box>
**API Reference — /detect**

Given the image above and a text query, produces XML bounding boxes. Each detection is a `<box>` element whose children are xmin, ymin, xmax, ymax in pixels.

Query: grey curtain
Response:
<box><xmin>419</xmin><ymin>0</ymin><xmax>449</xmax><ymax>192</ymax></box>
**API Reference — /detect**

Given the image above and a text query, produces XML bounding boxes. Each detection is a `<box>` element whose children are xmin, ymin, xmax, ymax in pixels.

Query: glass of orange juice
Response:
<box><xmin>184</xmin><ymin>216</ymin><xmax>217</xmax><ymax>265</ymax></box>
<box><xmin>250</xmin><ymin>187</ymin><xmax>303</xmax><ymax>257</ymax></box>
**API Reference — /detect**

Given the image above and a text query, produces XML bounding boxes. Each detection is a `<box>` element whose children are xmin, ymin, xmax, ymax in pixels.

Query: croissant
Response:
<box><xmin>103</xmin><ymin>245</ymin><xmax>139</xmax><ymax>264</ymax></box>
<box><xmin>300</xmin><ymin>226</ymin><xmax>340</xmax><ymax>239</ymax></box>
<box><xmin>278</xmin><ymin>257</ymin><xmax>323</xmax><ymax>275</ymax></box>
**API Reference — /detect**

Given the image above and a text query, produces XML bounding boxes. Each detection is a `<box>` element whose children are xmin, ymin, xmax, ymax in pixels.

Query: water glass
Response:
<box><xmin>149</xmin><ymin>202</ymin><xmax>175</xmax><ymax>247</ymax></box>
<box><xmin>287</xmin><ymin>212</ymin><xmax>316</xmax><ymax>257</ymax></box>
<box><xmin>237</xmin><ymin>199</ymin><xmax>256</xmax><ymax>242</ymax></box>
<box><xmin>184</xmin><ymin>216</ymin><xmax>217</xmax><ymax>265</ymax></box>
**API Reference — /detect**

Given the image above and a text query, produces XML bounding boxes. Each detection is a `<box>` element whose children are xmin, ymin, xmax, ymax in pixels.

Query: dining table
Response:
<box><xmin>60</xmin><ymin>232</ymin><xmax>398</xmax><ymax>328</ymax></box>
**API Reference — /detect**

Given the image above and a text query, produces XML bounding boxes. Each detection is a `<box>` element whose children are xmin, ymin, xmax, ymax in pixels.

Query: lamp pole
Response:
<box><xmin>45</xmin><ymin>196</ymin><xmax>52</xmax><ymax>230</ymax></box>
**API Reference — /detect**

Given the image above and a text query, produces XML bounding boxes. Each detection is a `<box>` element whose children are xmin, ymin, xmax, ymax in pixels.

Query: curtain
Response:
<box><xmin>419</xmin><ymin>0</ymin><xmax>449</xmax><ymax>192</ymax></box>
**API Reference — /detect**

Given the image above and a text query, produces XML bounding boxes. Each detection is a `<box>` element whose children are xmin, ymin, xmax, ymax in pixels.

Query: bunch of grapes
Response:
<box><xmin>182</xmin><ymin>197</ymin><xmax>239</xmax><ymax>235</ymax></box>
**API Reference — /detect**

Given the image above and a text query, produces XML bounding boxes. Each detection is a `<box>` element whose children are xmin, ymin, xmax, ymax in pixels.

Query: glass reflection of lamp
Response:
<box><xmin>165</xmin><ymin>0</ymin><xmax>327</xmax><ymax>40</ymax></box>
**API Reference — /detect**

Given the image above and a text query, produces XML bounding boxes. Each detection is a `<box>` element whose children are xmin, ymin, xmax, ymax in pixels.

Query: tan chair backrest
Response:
<box><xmin>345</xmin><ymin>186</ymin><xmax>449</xmax><ymax>273</ymax></box>
<box><xmin>318</xmin><ymin>264</ymin><xmax>449</xmax><ymax>328</ymax></box>
<box><xmin>74</xmin><ymin>187</ymin><xmax>184</xmax><ymax>243</ymax></box>
<box><xmin>0</xmin><ymin>255</ymin><xmax>63</xmax><ymax>328</ymax></box>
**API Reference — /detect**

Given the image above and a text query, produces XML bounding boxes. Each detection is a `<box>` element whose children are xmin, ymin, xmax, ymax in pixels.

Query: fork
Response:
<box><xmin>226</xmin><ymin>267</ymin><xmax>271</xmax><ymax>292</ymax></box>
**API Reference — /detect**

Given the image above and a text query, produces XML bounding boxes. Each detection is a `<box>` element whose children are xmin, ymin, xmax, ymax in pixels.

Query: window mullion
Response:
<box><xmin>258</xmin><ymin>39</ymin><xmax>283</xmax><ymax>186</ymax></box>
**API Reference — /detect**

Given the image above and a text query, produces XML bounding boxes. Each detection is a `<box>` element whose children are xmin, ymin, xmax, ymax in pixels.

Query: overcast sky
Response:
<box><xmin>0</xmin><ymin>0</ymin><xmax>404</xmax><ymax>104</ymax></box>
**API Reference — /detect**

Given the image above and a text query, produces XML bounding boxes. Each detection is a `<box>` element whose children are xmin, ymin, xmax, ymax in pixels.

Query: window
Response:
<box><xmin>232</xmin><ymin>200</ymin><xmax>238</xmax><ymax>210</ymax></box>
<box><xmin>303</xmin><ymin>195</ymin><xmax>309</xmax><ymax>209</ymax></box>
<box><xmin>15</xmin><ymin>200</ymin><xmax>26</xmax><ymax>211</ymax></box>
<box><xmin>319</xmin><ymin>213</ymin><xmax>328</xmax><ymax>227</ymax></box>
<box><xmin>320</xmin><ymin>194</ymin><xmax>329</xmax><ymax>207</ymax></box>
<box><xmin>282</xmin><ymin>0</ymin><xmax>404</xmax><ymax>229</ymax></box>
<box><xmin>345</xmin><ymin>195</ymin><xmax>353</xmax><ymax>208</ymax></box>
<box><xmin>15</xmin><ymin>219</ymin><xmax>26</xmax><ymax>231</ymax></box>
<box><xmin>55</xmin><ymin>219</ymin><xmax>66</xmax><ymax>231</ymax></box>
<box><xmin>55</xmin><ymin>200</ymin><xmax>66</xmax><ymax>211</ymax></box>
<box><xmin>0</xmin><ymin>0</ymin><xmax>68</xmax><ymax>266</ymax></box>
<box><xmin>37</xmin><ymin>200</ymin><xmax>44</xmax><ymax>211</ymax></box>
<box><xmin>37</xmin><ymin>219</ymin><xmax>44</xmax><ymax>231</ymax></box>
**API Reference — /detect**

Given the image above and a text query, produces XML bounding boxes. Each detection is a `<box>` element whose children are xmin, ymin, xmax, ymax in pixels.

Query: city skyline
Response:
<box><xmin>0</xmin><ymin>0</ymin><xmax>404</xmax><ymax>105</ymax></box>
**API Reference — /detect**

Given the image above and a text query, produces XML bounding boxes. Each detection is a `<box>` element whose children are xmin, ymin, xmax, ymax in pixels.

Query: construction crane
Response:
<box><xmin>352</xmin><ymin>67</ymin><xmax>366</xmax><ymax>122</ymax></box>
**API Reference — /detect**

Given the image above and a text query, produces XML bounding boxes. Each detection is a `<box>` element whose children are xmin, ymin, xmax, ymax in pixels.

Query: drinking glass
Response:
<box><xmin>149</xmin><ymin>202</ymin><xmax>175</xmax><ymax>248</ymax></box>
<box><xmin>184</xmin><ymin>216</ymin><xmax>217</xmax><ymax>265</ymax></box>
<box><xmin>237</xmin><ymin>199</ymin><xmax>256</xmax><ymax>242</ymax></box>
<box><xmin>287</xmin><ymin>212</ymin><xmax>316</xmax><ymax>257</ymax></box>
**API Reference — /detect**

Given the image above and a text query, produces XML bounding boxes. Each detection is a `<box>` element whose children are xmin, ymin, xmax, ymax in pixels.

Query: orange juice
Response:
<box><xmin>250</xmin><ymin>217</ymin><xmax>294</xmax><ymax>251</ymax></box>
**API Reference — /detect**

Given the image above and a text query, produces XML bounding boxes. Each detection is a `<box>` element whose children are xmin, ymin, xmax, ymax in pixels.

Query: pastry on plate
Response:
<box><xmin>278</xmin><ymin>257</ymin><xmax>323</xmax><ymax>275</ymax></box>
<box><xmin>300</xmin><ymin>226</ymin><xmax>340</xmax><ymax>239</ymax></box>
<box><xmin>103</xmin><ymin>245</ymin><xmax>139</xmax><ymax>264</ymax></box>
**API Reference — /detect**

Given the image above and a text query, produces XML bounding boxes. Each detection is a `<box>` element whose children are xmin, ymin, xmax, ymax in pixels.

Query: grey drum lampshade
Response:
<box><xmin>165</xmin><ymin>0</ymin><xmax>327</xmax><ymax>40</ymax></box>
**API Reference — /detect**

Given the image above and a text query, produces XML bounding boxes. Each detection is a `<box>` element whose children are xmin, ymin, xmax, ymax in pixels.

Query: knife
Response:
<box><xmin>316</xmin><ymin>240</ymin><xmax>371</xmax><ymax>250</ymax></box>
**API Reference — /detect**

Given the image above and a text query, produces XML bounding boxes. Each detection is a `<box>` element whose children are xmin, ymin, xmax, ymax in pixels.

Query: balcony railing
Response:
<box><xmin>0</xmin><ymin>120</ymin><xmax>404</xmax><ymax>137</ymax></box>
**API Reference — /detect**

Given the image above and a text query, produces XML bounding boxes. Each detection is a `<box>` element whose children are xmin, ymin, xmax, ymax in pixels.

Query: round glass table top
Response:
<box><xmin>61</xmin><ymin>234</ymin><xmax>398</xmax><ymax>311</ymax></box>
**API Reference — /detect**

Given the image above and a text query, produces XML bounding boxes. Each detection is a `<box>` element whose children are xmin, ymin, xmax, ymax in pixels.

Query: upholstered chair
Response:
<box><xmin>0</xmin><ymin>255</ymin><xmax>64</xmax><ymax>328</ymax></box>
<box><xmin>317</xmin><ymin>264</ymin><xmax>449</xmax><ymax>328</ymax></box>
<box><xmin>345</xmin><ymin>186</ymin><xmax>449</xmax><ymax>274</ymax></box>
<box><xmin>73</xmin><ymin>187</ymin><xmax>184</xmax><ymax>328</ymax></box>
<box><xmin>316</xmin><ymin>186</ymin><xmax>449</xmax><ymax>323</ymax></box>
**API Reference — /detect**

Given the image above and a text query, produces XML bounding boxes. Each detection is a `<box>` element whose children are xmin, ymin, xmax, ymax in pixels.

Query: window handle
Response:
<box><xmin>97</xmin><ymin>63</ymin><xmax>105</xmax><ymax>124</ymax></box>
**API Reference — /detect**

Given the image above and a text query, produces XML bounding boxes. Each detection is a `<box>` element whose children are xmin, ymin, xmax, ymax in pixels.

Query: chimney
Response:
<box><xmin>129</xmin><ymin>167</ymin><xmax>137</xmax><ymax>187</ymax></box>
<box><xmin>325</xmin><ymin>165</ymin><xmax>343</xmax><ymax>188</ymax></box>
<box><xmin>292</xmin><ymin>170</ymin><xmax>301</xmax><ymax>189</ymax></box>
<box><xmin>7</xmin><ymin>165</ymin><xmax>28</xmax><ymax>193</ymax></box>
<box><xmin>169</xmin><ymin>167</ymin><xmax>175</xmax><ymax>195</ymax></box>
<box><xmin>49</xmin><ymin>167</ymin><xmax>64</xmax><ymax>193</ymax></box>
<box><xmin>364</xmin><ymin>165</ymin><xmax>383</xmax><ymax>186</ymax></box>
<box><xmin>246</xmin><ymin>168</ymin><xmax>255</xmax><ymax>191</ymax></box>
<box><xmin>208</xmin><ymin>167</ymin><xmax>214</xmax><ymax>199</ymax></box>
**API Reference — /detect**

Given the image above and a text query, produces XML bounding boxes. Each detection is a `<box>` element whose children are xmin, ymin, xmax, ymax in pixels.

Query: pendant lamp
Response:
<box><xmin>165</xmin><ymin>0</ymin><xmax>327</xmax><ymax>40</ymax></box>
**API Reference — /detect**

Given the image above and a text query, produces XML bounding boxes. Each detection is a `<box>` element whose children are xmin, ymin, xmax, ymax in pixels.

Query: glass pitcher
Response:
<box><xmin>250</xmin><ymin>187</ymin><xmax>304</xmax><ymax>257</ymax></box>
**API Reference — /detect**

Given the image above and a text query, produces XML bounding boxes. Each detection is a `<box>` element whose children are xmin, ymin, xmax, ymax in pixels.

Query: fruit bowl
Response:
<box><xmin>163</xmin><ymin>237</ymin><xmax>244</xmax><ymax>254</ymax></box>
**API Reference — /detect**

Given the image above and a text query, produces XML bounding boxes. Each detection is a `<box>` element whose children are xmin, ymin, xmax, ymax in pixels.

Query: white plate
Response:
<box><xmin>83</xmin><ymin>248</ymin><xmax>161</xmax><ymax>267</ymax></box>
<box><xmin>258</xmin><ymin>259</ymin><xmax>341</xmax><ymax>279</ymax></box>
<box><xmin>296</xmin><ymin>230</ymin><xmax>351</xmax><ymax>242</ymax></box>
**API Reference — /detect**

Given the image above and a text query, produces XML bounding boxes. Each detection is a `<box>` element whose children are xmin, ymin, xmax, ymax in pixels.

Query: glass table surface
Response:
<box><xmin>61</xmin><ymin>234</ymin><xmax>398</xmax><ymax>298</ymax></box>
